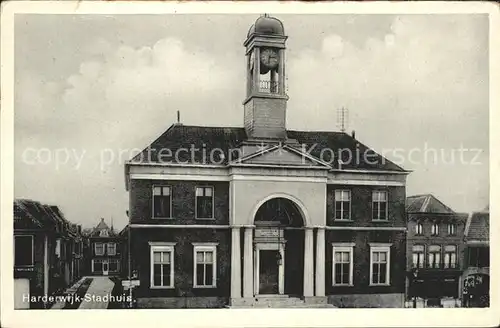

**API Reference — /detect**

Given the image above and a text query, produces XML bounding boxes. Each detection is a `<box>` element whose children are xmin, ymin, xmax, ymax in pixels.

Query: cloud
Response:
<box><xmin>14</xmin><ymin>15</ymin><xmax>489</xmax><ymax>228</ymax></box>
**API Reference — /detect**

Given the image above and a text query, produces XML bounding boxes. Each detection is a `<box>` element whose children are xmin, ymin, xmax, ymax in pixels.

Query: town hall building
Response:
<box><xmin>124</xmin><ymin>15</ymin><xmax>410</xmax><ymax>308</ymax></box>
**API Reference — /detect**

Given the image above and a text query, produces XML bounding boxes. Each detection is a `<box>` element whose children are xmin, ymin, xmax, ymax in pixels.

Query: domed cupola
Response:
<box><xmin>243</xmin><ymin>15</ymin><xmax>289</xmax><ymax>141</ymax></box>
<box><xmin>247</xmin><ymin>14</ymin><xmax>285</xmax><ymax>37</ymax></box>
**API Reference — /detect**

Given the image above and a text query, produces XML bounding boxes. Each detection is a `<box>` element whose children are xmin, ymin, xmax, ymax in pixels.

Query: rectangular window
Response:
<box><xmin>14</xmin><ymin>235</ymin><xmax>34</xmax><ymax>266</ymax></box>
<box><xmin>153</xmin><ymin>186</ymin><xmax>172</xmax><ymax>218</ymax></box>
<box><xmin>107</xmin><ymin>243</ymin><xmax>116</xmax><ymax>256</ymax></box>
<box><xmin>193</xmin><ymin>244</ymin><xmax>217</xmax><ymax>288</ymax></box>
<box><xmin>415</xmin><ymin>223</ymin><xmax>423</xmax><ymax>235</ymax></box>
<box><xmin>444</xmin><ymin>245</ymin><xmax>457</xmax><ymax>269</ymax></box>
<box><xmin>412</xmin><ymin>245</ymin><xmax>425</xmax><ymax>268</ymax></box>
<box><xmin>428</xmin><ymin>245</ymin><xmax>441</xmax><ymax>268</ymax></box>
<box><xmin>372</xmin><ymin>191</ymin><xmax>388</xmax><ymax>221</ymax></box>
<box><xmin>196</xmin><ymin>187</ymin><xmax>214</xmax><ymax>219</ymax></box>
<box><xmin>109</xmin><ymin>259</ymin><xmax>119</xmax><ymax>272</ymax></box>
<box><xmin>93</xmin><ymin>259</ymin><xmax>103</xmax><ymax>272</ymax></box>
<box><xmin>468</xmin><ymin>247</ymin><xmax>489</xmax><ymax>268</ymax></box>
<box><xmin>370</xmin><ymin>244</ymin><xmax>391</xmax><ymax>285</ymax></box>
<box><xmin>95</xmin><ymin>242</ymin><xmax>104</xmax><ymax>256</ymax></box>
<box><xmin>334</xmin><ymin>190</ymin><xmax>351</xmax><ymax>220</ymax></box>
<box><xmin>431</xmin><ymin>223</ymin><xmax>439</xmax><ymax>236</ymax></box>
<box><xmin>447</xmin><ymin>223</ymin><xmax>456</xmax><ymax>236</ymax></box>
<box><xmin>150</xmin><ymin>244</ymin><xmax>175</xmax><ymax>288</ymax></box>
<box><xmin>332</xmin><ymin>244</ymin><xmax>354</xmax><ymax>286</ymax></box>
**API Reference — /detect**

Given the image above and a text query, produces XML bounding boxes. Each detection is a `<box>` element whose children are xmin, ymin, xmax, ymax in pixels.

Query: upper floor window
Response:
<box><xmin>412</xmin><ymin>245</ymin><xmax>425</xmax><ymax>268</ymax></box>
<box><xmin>372</xmin><ymin>191</ymin><xmax>388</xmax><ymax>221</ymax></box>
<box><xmin>193</xmin><ymin>244</ymin><xmax>217</xmax><ymax>288</ymax></box>
<box><xmin>196</xmin><ymin>187</ymin><xmax>214</xmax><ymax>219</ymax></box>
<box><xmin>428</xmin><ymin>245</ymin><xmax>441</xmax><ymax>268</ymax></box>
<box><xmin>332</xmin><ymin>244</ymin><xmax>354</xmax><ymax>286</ymax></box>
<box><xmin>95</xmin><ymin>242</ymin><xmax>104</xmax><ymax>256</ymax></box>
<box><xmin>150</xmin><ymin>243</ymin><xmax>175</xmax><ymax>288</ymax></box>
<box><xmin>107</xmin><ymin>243</ymin><xmax>116</xmax><ymax>256</ymax></box>
<box><xmin>468</xmin><ymin>246</ymin><xmax>489</xmax><ymax>268</ymax></box>
<box><xmin>14</xmin><ymin>235</ymin><xmax>33</xmax><ymax>266</ymax></box>
<box><xmin>415</xmin><ymin>223</ymin><xmax>423</xmax><ymax>235</ymax></box>
<box><xmin>334</xmin><ymin>190</ymin><xmax>351</xmax><ymax>220</ymax></box>
<box><xmin>100</xmin><ymin>230</ymin><xmax>109</xmax><ymax>237</ymax></box>
<box><xmin>153</xmin><ymin>186</ymin><xmax>172</xmax><ymax>218</ymax></box>
<box><xmin>370</xmin><ymin>244</ymin><xmax>391</xmax><ymax>285</ymax></box>
<box><xmin>431</xmin><ymin>223</ymin><xmax>439</xmax><ymax>236</ymax></box>
<box><xmin>444</xmin><ymin>245</ymin><xmax>457</xmax><ymax>269</ymax></box>
<box><xmin>447</xmin><ymin>223</ymin><xmax>457</xmax><ymax>236</ymax></box>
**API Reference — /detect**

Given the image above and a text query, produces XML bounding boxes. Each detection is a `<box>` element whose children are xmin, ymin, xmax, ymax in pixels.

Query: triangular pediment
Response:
<box><xmin>233</xmin><ymin>144</ymin><xmax>331</xmax><ymax>168</ymax></box>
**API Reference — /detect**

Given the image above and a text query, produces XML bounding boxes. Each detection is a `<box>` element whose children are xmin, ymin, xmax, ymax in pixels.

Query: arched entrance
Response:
<box><xmin>253</xmin><ymin>198</ymin><xmax>305</xmax><ymax>296</ymax></box>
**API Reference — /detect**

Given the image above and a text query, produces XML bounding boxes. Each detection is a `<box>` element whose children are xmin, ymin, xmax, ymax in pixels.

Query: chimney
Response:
<box><xmin>177</xmin><ymin>110</ymin><xmax>181</xmax><ymax>124</ymax></box>
<box><xmin>351</xmin><ymin>130</ymin><xmax>356</xmax><ymax>139</ymax></box>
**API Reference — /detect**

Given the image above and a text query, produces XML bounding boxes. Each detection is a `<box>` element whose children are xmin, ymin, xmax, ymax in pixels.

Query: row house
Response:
<box><xmin>461</xmin><ymin>206</ymin><xmax>489</xmax><ymax>307</ymax></box>
<box><xmin>85</xmin><ymin>218</ymin><xmax>123</xmax><ymax>276</ymax></box>
<box><xmin>14</xmin><ymin>199</ymin><xmax>84</xmax><ymax>309</ymax></box>
<box><xmin>405</xmin><ymin>194</ymin><xmax>468</xmax><ymax>307</ymax></box>
<box><xmin>124</xmin><ymin>15</ymin><xmax>409</xmax><ymax>308</ymax></box>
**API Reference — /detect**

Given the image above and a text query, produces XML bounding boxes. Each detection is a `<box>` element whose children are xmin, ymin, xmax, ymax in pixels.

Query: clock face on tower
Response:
<box><xmin>260</xmin><ymin>48</ymin><xmax>279</xmax><ymax>70</ymax></box>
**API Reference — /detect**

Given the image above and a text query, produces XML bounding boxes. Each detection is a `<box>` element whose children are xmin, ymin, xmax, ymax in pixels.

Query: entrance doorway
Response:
<box><xmin>254</xmin><ymin>243</ymin><xmax>285</xmax><ymax>295</ymax></box>
<box><xmin>102</xmin><ymin>260</ymin><xmax>109</xmax><ymax>276</ymax></box>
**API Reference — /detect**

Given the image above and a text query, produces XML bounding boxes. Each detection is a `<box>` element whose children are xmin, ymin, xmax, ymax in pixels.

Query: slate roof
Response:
<box><xmin>90</xmin><ymin>218</ymin><xmax>116</xmax><ymax>237</ymax></box>
<box><xmin>406</xmin><ymin>194</ymin><xmax>455</xmax><ymax>214</ymax></box>
<box><xmin>129</xmin><ymin>124</ymin><xmax>406</xmax><ymax>172</ymax></box>
<box><xmin>465</xmin><ymin>209</ymin><xmax>490</xmax><ymax>242</ymax></box>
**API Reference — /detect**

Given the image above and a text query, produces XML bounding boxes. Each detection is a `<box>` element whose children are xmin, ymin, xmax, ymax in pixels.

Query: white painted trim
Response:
<box><xmin>126</xmin><ymin>161</ymin><xmax>225</xmax><ymax>168</ymax></box>
<box><xmin>107</xmin><ymin>242</ymin><xmax>117</xmax><ymax>256</ymax></box>
<box><xmin>150</xmin><ymin>244</ymin><xmax>175</xmax><ymax>289</ymax></box>
<box><xmin>195</xmin><ymin>185</ymin><xmax>215</xmax><ymax>219</ymax></box>
<box><xmin>43</xmin><ymin>235</ymin><xmax>49</xmax><ymax>297</ymax></box>
<box><xmin>134</xmin><ymin>224</ymin><xmax>230</xmax><ymax>229</ymax></box>
<box><xmin>326</xmin><ymin>226</ymin><xmax>406</xmax><ymax>231</ymax></box>
<box><xmin>148</xmin><ymin>242</ymin><xmax>177</xmax><ymax>246</ymax></box>
<box><xmin>193</xmin><ymin>244</ymin><xmax>217</xmax><ymax>288</ymax></box>
<box><xmin>94</xmin><ymin>242</ymin><xmax>104</xmax><ymax>256</ymax></box>
<box><xmin>369</xmin><ymin>245</ymin><xmax>391</xmax><ymax>286</ymax></box>
<box><xmin>231</xmin><ymin>175</ymin><xmax>326</xmax><ymax>183</ymax></box>
<box><xmin>132</xmin><ymin>174</ymin><xmax>229</xmax><ymax>181</ymax></box>
<box><xmin>329</xmin><ymin>179</ymin><xmax>404</xmax><ymax>186</ymax></box>
<box><xmin>91</xmin><ymin>259</ymin><xmax>94</xmax><ymax>273</ymax></box>
<box><xmin>330</xmin><ymin>168</ymin><xmax>410</xmax><ymax>175</ymax></box>
<box><xmin>229</xmin><ymin>163</ymin><xmax>328</xmax><ymax>170</ymax></box>
<box><xmin>332</xmin><ymin>245</ymin><xmax>354</xmax><ymax>286</ymax></box>
<box><xmin>466</xmin><ymin>240</ymin><xmax>489</xmax><ymax>245</ymax></box>
<box><xmin>254</xmin><ymin>242</ymin><xmax>285</xmax><ymax>296</ymax></box>
<box><xmin>152</xmin><ymin>185</ymin><xmax>173</xmax><ymax>218</ymax></box>
<box><xmin>102</xmin><ymin>259</ymin><xmax>109</xmax><ymax>276</ymax></box>
<box><xmin>249</xmin><ymin>193</ymin><xmax>310</xmax><ymax>227</ymax></box>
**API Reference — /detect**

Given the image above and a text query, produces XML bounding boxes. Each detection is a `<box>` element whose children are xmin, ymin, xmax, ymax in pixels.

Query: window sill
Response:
<box><xmin>369</xmin><ymin>283</ymin><xmax>391</xmax><ymax>287</ymax></box>
<box><xmin>193</xmin><ymin>285</ymin><xmax>217</xmax><ymax>289</ymax></box>
<box><xmin>152</xmin><ymin>217</ymin><xmax>174</xmax><ymax>220</ymax></box>
<box><xmin>371</xmin><ymin>220</ymin><xmax>389</xmax><ymax>222</ymax></box>
<box><xmin>333</xmin><ymin>219</ymin><xmax>354</xmax><ymax>222</ymax></box>
<box><xmin>332</xmin><ymin>284</ymin><xmax>354</xmax><ymax>287</ymax></box>
<box><xmin>195</xmin><ymin>218</ymin><xmax>216</xmax><ymax>220</ymax></box>
<box><xmin>150</xmin><ymin>286</ymin><xmax>174</xmax><ymax>290</ymax></box>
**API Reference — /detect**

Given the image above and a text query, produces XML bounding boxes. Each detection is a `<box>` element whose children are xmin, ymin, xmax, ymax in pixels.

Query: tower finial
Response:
<box><xmin>264</xmin><ymin>13</ymin><xmax>269</xmax><ymax>18</ymax></box>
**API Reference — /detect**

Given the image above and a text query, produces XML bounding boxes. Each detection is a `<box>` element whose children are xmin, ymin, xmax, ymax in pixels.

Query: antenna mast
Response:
<box><xmin>337</xmin><ymin>107</ymin><xmax>349</xmax><ymax>133</ymax></box>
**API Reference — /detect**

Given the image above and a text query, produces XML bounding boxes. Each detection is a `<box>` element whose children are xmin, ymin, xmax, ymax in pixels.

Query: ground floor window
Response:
<box><xmin>332</xmin><ymin>243</ymin><xmax>354</xmax><ymax>286</ymax></box>
<box><xmin>93</xmin><ymin>259</ymin><xmax>103</xmax><ymax>272</ymax></box>
<box><xmin>14</xmin><ymin>235</ymin><xmax>34</xmax><ymax>266</ymax></box>
<box><xmin>370</xmin><ymin>244</ymin><xmax>391</xmax><ymax>286</ymax></box>
<box><xmin>109</xmin><ymin>259</ymin><xmax>120</xmax><ymax>272</ymax></box>
<box><xmin>150</xmin><ymin>243</ymin><xmax>175</xmax><ymax>288</ymax></box>
<box><xmin>193</xmin><ymin>243</ymin><xmax>217</xmax><ymax>288</ymax></box>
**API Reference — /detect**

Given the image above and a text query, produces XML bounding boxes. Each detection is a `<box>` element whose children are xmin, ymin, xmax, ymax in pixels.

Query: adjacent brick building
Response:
<box><xmin>405</xmin><ymin>194</ymin><xmax>468</xmax><ymax>307</ymax></box>
<box><xmin>14</xmin><ymin>199</ymin><xmax>84</xmax><ymax>309</ymax></box>
<box><xmin>124</xmin><ymin>15</ymin><xmax>410</xmax><ymax>308</ymax></box>
<box><xmin>86</xmin><ymin>218</ymin><xmax>123</xmax><ymax>276</ymax></box>
<box><xmin>461</xmin><ymin>206</ymin><xmax>489</xmax><ymax>307</ymax></box>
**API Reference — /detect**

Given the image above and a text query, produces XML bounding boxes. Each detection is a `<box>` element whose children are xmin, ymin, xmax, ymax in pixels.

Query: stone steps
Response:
<box><xmin>229</xmin><ymin>296</ymin><xmax>335</xmax><ymax>308</ymax></box>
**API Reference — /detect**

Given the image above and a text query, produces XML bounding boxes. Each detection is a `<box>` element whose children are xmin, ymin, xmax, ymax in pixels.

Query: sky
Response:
<box><xmin>14</xmin><ymin>14</ymin><xmax>489</xmax><ymax>230</ymax></box>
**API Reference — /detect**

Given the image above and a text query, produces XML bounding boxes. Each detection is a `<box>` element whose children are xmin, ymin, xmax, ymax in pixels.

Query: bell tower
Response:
<box><xmin>243</xmin><ymin>14</ymin><xmax>289</xmax><ymax>140</ymax></box>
